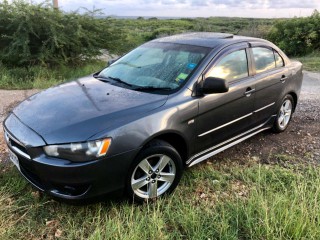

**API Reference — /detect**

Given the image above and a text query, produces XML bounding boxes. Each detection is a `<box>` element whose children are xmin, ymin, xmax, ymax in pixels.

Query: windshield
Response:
<box><xmin>98</xmin><ymin>42</ymin><xmax>210</xmax><ymax>92</ymax></box>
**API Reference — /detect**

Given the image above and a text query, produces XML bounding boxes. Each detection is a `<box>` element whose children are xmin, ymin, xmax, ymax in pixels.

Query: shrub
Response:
<box><xmin>0</xmin><ymin>0</ymin><xmax>119</xmax><ymax>67</ymax></box>
<box><xmin>268</xmin><ymin>10</ymin><xmax>320</xmax><ymax>56</ymax></box>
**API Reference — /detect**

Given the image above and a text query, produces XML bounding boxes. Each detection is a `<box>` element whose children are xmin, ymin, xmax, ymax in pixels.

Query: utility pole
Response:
<box><xmin>53</xmin><ymin>0</ymin><xmax>58</xmax><ymax>9</ymax></box>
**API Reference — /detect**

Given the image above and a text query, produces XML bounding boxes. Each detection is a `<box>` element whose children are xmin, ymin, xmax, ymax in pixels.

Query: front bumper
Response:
<box><xmin>3</xmin><ymin>114</ymin><xmax>140</xmax><ymax>200</ymax></box>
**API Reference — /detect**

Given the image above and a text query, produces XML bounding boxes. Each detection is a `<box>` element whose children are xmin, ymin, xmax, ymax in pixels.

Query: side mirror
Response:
<box><xmin>201</xmin><ymin>77</ymin><xmax>229</xmax><ymax>94</ymax></box>
<box><xmin>107</xmin><ymin>58</ymin><xmax>119</xmax><ymax>66</ymax></box>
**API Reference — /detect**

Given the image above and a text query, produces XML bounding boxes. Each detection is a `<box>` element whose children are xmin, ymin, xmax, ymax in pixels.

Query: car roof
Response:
<box><xmin>153</xmin><ymin>32</ymin><xmax>268</xmax><ymax>49</ymax></box>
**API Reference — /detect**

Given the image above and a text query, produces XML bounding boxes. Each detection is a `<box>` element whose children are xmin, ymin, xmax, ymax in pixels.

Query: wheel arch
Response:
<box><xmin>140</xmin><ymin>131</ymin><xmax>189</xmax><ymax>164</ymax></box>
<box><xmin>287</xmin><ymin>91</ymin><xmax>298</xmax><ymax>111</ymax></box>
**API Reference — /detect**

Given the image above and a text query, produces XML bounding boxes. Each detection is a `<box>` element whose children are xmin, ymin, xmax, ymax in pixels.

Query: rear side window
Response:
<box><xmin>274</xmin><ymin>51</ymin><xmax>284</xmax><ymax>68</ymax></box>
<box><xmin>252</xmin><ymin>47</ymin><xmax>275</xmax><ymax>74</ymax></box>
<box><xmin>207</xmin><ymin>49</ymin><xmax>248</xmax><ymax>82</ymax></box>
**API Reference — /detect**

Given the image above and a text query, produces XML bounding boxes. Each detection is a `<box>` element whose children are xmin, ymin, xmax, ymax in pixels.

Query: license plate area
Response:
<box><xmin>8</xmin><ymin>149</ymin><xmax>20</xmax><ymax>171</ymax></box>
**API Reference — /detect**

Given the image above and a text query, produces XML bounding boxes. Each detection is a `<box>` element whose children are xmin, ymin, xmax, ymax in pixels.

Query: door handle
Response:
<box><xmin>280</xmin><ymin>75</ymin><xmax>287</xmax><ymax>83</ymax></box>
<box><xmin>244</xmin><ymin>88</ymin><xmax>255</xmax><ymax>97</ymax></box>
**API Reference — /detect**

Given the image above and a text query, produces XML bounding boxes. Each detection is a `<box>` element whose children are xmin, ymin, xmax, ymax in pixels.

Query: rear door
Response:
<box><xmin>249</xmin><ymin>44</ymin><xmax>289</xmax><ymax>125</ymax></box>
<box><xmin>195</xmin><ymin>43</ymin><xmax>256</xmax><ymax>153</ymax></box>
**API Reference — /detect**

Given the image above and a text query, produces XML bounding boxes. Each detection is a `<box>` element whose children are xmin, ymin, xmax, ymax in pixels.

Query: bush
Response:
<box><xmin>0</xmin><ymin>0</ymin><xmax>119</xmax><ymax>67</ymax></box>
<box><xmin>268</xmin><ymin>10</ymin><xmax>320</xmax><ymax>56</ymax></box>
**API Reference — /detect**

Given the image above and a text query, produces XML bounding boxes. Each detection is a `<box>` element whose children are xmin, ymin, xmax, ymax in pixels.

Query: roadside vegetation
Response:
<box><xmin>0</xmin><ymin>156</ymin><xmax>319</xmax><ymax>239</ymax></box>
<box><xmin>0</xmin><ymin>60</ymin><xmax>105</xmax><ymax>89</ymax></box>
<box><xmin>268</xmin><ymin>10</ymin><xmax>320</xmax><ymax>56</ymax></box>
<box><xmin>296</xmin><ymin>52</ymin><xmax>320</xmax><ymax>72</ymax></box>
<box><xmin>0</xmin><ymin>1</ymin><xmax>120</xmax><ymax>66</ymax></box>
<box><xmin>0</xmin><ymin>1</ymin><xmax>319</xmax><ymax>90</ymax></box>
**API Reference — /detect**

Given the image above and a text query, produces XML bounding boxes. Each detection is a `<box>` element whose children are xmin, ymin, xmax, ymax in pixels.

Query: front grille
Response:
<box><xmin>4</xmin><ymin>130</ymin><xmax>31</xmax><ymax>159</ymax></box>
<box><xmin>9</xmin><ymin>138</ymin><xmax>27</xmax><ymax>154</ymax></box>
<box><xmin>3</xmin><ymin>129</ymin><xmax>44</xmax><ymax>190</ymax></box>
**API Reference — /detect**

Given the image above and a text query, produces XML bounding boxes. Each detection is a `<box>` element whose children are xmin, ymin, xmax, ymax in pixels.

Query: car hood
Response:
<box><xmin>13</xmin><ymin>76</ymin><xmax>168</xmax><ymax>144</ymax></box>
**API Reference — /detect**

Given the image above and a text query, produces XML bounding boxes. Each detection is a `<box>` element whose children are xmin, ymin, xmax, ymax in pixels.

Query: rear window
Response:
<box><xmin>252</xmin><ymin>47</ymin><xmax>276</xmax><ymax>74</ymax></box>
<box><xmin>274</xmin><ymin>51</ymin><xmax>284</xmax><ymax>68</ymax></box>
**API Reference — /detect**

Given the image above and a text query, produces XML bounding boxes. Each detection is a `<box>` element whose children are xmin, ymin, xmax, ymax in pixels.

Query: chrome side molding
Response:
<box><xmin>198</xmin><ymin>113</ymin><xmax>253</xmax><ymax>137</ymax></box>
<box><xmin>254</xmin><ymin>102</ymin><xmax>275</xmax><ymax>113</ymax></box>
<box><xmin>187</xmin><ymin>124</ymin><xmax>271</xmax><ymax>167</ymax></box>
<box><xmin>198</xmin><ymin>102</ymin><xmax>275</xmax><ymax>137</ymax></box>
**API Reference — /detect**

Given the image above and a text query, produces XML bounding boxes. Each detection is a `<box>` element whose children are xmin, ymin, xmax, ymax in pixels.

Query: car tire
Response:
<box><xmin>126</xmin><ymin>139</ymin><xmax>183</xmax><ymax>202</ymax></box>
<box><xmin>272</xmin><ymin>94</ymin><xmax>294</xmax><ymax>133</ymax></box>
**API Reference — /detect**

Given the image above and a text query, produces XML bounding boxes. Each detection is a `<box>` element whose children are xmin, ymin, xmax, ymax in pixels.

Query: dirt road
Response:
<box><xmin>0</xmin><ymin>71</ymin><xmax>319</xmax><ymax>164</ymax></box>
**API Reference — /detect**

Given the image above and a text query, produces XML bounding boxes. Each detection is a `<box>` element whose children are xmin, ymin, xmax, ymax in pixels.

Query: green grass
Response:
<box><xmin>296</xmin><ymin>52</ymin><xmax>320</xmax><ymax>72</ymax></box>
<box><xmin>0</xmin><ymin>61</ymin><xmax>106</xmax><ymax>90</ymax></box>
<box><xmin>0</xmin><ymin>156</ymin><xmax>319</xmax><ymax>239</ymax></box>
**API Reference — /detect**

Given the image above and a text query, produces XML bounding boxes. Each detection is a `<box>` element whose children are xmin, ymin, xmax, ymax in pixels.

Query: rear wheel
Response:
<box><xmin>127</xmin><ymin>140</ymin><xmax>183</xmax><ymax>202</ymax></box>
<box><xmin>273</xmin><ymin>95</ymin><xmax>294</xmax><ymax>133</ymax></box>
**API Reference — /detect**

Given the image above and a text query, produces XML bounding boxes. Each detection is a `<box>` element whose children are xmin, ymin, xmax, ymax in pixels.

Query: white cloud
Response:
<box><xmin>28</xmin><ymin>0</ymin><xmax>320</xmax><ymax>17</ymax></box>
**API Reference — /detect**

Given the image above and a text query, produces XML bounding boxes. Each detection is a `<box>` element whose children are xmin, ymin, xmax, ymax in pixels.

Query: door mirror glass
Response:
<box><xmin>201</xmin><ymin>77</ymin><xmax>229</xmax><ymax>94</ymax></box>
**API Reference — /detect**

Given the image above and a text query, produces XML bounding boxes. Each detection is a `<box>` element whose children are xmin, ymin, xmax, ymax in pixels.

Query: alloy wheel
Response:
<box><xmin>131</xmin><ymin>154</ymin><xmax>176</xmax><ymax>199</ymax></box>
<box><xmin>278</xmin><ymin>99</ymin><xmax>292</xmax><ymax>129</ymax></box>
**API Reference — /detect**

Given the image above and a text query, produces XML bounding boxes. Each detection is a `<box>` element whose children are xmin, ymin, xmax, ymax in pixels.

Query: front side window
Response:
<box><xmin>98</xmin><ymin>42</ymin><xmax>210</xmax><ymax>92</ymax></box>
<box><xmin>207</xmin><ymin>49</ymin><xmax>248</xmax><ymax>82</ymax></box>
<box><xmin>252</xmin><ymin>47</ymin><xmax>276</xmax><ymax>74</ymax></box>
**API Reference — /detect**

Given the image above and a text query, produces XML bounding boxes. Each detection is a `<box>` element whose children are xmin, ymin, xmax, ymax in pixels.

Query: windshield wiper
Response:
<box><xmin>113</xmin><ymin>62</ymin><xmax>141</xmax><ymax>68</ymax></box>
<box><xmin>94</xmin><ymin>75</ymin><xmax>172</xmax><ymax>91</ymax></box>
<box><xmin>106</xmin><ymin>76</ymin><xmax>134</xmax><ymax>87</ymax></box>
<box><xmin>93</xmin><ymin>75</ymin><xmax>110</xmax><ymax>82</ymax></box>
<box><xmin>133</xmin><ymin>86</ymin><xmax>173</xmax><ymax>91</ymax></box>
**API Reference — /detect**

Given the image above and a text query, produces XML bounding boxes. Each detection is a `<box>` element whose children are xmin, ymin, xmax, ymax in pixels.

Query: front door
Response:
<box><xmin>195</xmin><ymin>45</ymin><xmax>256</xmax><ymax>154</ymax></box>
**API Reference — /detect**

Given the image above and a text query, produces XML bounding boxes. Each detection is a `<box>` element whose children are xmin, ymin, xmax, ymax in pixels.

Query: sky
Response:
<box><xmin>37</xmin><ymin>0</ymin><xmax>320</xmax><ymax>18</ymax></box>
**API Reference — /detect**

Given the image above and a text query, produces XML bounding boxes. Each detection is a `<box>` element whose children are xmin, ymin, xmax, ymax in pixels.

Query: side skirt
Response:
<box><xmin>187</xmin><ymin>117</ymin><xmax>275</xmax><ymax>167</ymax></box>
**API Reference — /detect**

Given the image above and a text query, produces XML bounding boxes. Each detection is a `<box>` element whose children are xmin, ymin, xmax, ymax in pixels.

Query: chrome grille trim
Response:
<box><xmin>4</xmin><ymin>130</ymin><xmax>31</xmax><ymax>160</ymax></box>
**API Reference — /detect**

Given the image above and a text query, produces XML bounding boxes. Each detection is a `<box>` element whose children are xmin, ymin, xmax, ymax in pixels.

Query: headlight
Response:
<box><xmin>43</xmin><ymin>138</ymin><xmax>111</xmax><ymax>162</ymax></box>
